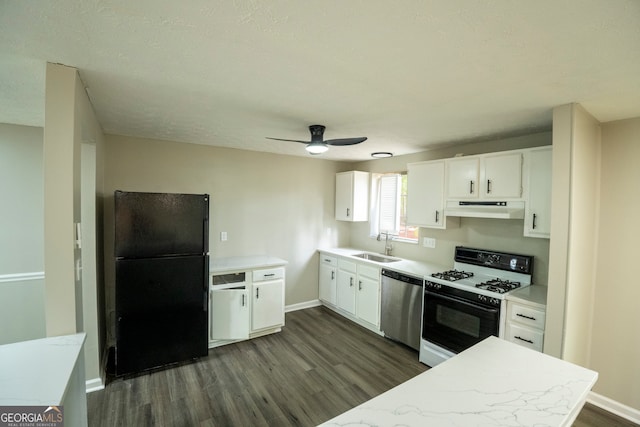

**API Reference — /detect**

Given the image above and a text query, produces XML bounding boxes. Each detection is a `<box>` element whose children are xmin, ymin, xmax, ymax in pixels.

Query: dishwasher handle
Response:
<box><xmin>381</xmin><ymin>269</ymin><xmax>423</xmax><ymax>286</ymax></box>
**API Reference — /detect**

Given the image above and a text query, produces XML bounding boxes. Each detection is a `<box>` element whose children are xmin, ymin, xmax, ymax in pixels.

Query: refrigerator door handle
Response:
<box><xmin>203</xmin><ymin>255</ymin><xmax>209</xmax><ymax>312</ymax></box>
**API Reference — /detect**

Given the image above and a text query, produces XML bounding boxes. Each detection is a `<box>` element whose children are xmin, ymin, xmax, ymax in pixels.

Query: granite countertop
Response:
<box><xmin>318</xmin><ymin>247</ymin><xmax>449</xmax><ymax>278</ymax></box>
<box><xmin>507</xmin><ymin>285</ymin><xmax>548</xmax><ymax>309</ymax></box>
<box><xmin>0</xmin><ymin>333</ymin><xmax>86</xmax><ymax>405</ymax></box>
<box><xmin>321</xmin><ymin>336</ymin><xmax>597</xmax><ymax>427</ymax></box>
<box><xmin>210</xmin><ymin>255</ymin><xmax>288</xmax><ymax>274</ymax></box>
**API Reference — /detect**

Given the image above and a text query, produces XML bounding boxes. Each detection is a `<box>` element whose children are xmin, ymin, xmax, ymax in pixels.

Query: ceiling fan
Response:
<box><xmin>266</xmin><ymin>124</ymin><xmax>367</xmax><ymax>154</ymax></box>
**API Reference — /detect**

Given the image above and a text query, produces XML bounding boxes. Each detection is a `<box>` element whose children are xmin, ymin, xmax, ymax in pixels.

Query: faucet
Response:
<box><xmin>377</xmin><ymin>231</ymin><xmax>393</xmax><ymax>256</ymax></box>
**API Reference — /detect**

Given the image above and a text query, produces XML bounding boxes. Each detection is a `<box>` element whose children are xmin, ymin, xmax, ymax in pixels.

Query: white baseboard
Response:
<box><xmin>0</xmin><ymin>271</ymin><xmax>45</xmax><ymax>283</ymax></box>
<box><xmin>285</xmin><ymin>299</ymin><xmax>322</xmax><ymax>312</ymax></box>
<box><xmin>588</xmin><ymin>391</ymin><xmax>640</xmax><ymax>424</ymax></box>
<box><xmin>86</xmin><ymin>377</ymin><xmax>104</xmax><ymax>393</ymax></box>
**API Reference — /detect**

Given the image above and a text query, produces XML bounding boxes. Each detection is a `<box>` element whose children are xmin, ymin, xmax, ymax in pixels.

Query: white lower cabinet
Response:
<box><xmin>209</xmin><ymin>285</ymin><xmax>250</xmax><ymax>340</ymax></box>
<box><xmin>209</xmin><ymin>265</ymin><xmax>285</xmax><ymax>347</ymax></box>
<box><xmin>329</xmin><ymin>255</ymin><xmax>380</xmax><ymax>331</ymax></box>
<box><xmin>336</xmin><ymin>259</ymin><xmax>357</xmax><ymax>315</ymax></box>
<box><xmin>252</xmin><ymin>277</ymin><xmax>285</xmax><ymax>332</ymax></box>
<box><xmin>505</xmin><ymin>301</ymin><xmax>546</xmax><ymax>352</ymax></box>
<box><xmin>318</xmin><ymin>254</ymin><xmax>338</xmax><ymax>305</ymax></box>
<box><xmin>356</xmin><ymin>264</ymin><xmax>380</xmax><ymax>327</ymax></box>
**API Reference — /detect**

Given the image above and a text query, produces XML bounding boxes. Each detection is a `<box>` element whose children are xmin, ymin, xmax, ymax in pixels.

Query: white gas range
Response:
<box><xmin>419</xmin><ymin>246</ymin><xmax>534</xmax><ymax>367</ymax></box>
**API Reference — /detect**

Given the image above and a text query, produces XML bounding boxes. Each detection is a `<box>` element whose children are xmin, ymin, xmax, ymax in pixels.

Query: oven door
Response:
<box><xmin>422</xmin><ymin>289</ymin><xmax>500</xmax><ymax>354</ymax></box>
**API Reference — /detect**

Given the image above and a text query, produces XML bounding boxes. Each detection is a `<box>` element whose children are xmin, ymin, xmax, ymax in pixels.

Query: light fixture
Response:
<box><xmin>371</xmin><ymin>152</ymin><xmax>393</xmax><ymax>158</ymax></box>
<box><xmin>306</xmin><ymin>142</ymin><xmax>329</xmax><ymax>154</ymax></box>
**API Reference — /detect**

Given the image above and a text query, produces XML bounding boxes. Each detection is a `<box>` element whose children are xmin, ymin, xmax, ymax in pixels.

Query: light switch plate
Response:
<box><xmin>220</xmin><ymin>231</ymin><xmax>228</xmax><ymax>241</ymax></box>
<box><xmin>423</xmin><ymin>237</ymin><xmax>436</xmax><ymax>248</ymax></box>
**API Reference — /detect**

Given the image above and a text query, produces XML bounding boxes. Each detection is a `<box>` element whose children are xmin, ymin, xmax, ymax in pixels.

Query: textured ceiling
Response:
<box><xmin>1</xmin><ymin>0</ymin><xmax>639</xmax><ymax>161</ymax></box>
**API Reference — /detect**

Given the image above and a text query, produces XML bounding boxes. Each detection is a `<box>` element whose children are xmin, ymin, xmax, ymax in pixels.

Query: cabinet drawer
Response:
<box><xmin>320</xmin><ymin>254</ymin><xmax>338</xmax><ymax>267</ymax></box>
<box><xmin>509</xmin><ymin>303</ymin><xmax>545</xmax><ymax>330</ymax></box>
<box><xmin>252</xmin><ymin>267</ymin><xmax>285</xmax><ymax>282</ymax></box>
<box><xmin>507</xmin><ymin>323</ymin><xmax>544</xmax><ymax>352</ymax></box>
<box><xmin>338</xmin><ymin>258</ymin><xmax>357</xmax><ymax>273</ymax></box>
<box><xmin>358</xmin><ymin>264</ymin><xmax>380</xmax><ymax>280</ymax></box>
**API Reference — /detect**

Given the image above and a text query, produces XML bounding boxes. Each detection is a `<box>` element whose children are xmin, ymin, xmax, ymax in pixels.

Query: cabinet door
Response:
<box><xmin>336</xmin><ymin>270</ymin><xmax>356</xmax><ymax>315</ymax></box>
<box><xmin>524</xmin><ymin>148</ymin><xmax>552</xmax><ymax>238</ymax></box>
<box><xmin>252</xmin><ymin>280</ymin><xmax>284</xmax><ymax>332</ymax></box>
<box><xmin>407</xmin><ymin>161</ymin><xmax>445</xmax><ymax>228</ymax></box>
<box><xmin>481</xmin><ymin>152</ymin><xmax>523</xmax><ymax>198</ymax></box>
<box><xmin>446</xmin><ymin>157</ymin><xmax>480</xmax><ymax>199</ymax></box>
<box><xmin>319</xmin><ymin>263</ymin><xmax>337</xmax><ymax>305</ymax></box>
<box><xmin>335</xmin><ymin>172</ymin><xmax>353</xmax><ymax>221</ymax></box>
<box><xmin>356</xmin><ymin>274</ymin><xmax>380</xmax><ymax>327</ymax></box>
<box><xmin>335</xmin><ymin>171</ymin><xmax>369</xmax><ymax>221</ymax></box>
<box><xmin>209</xmin><ymin>288</ymin><xmax>249</xmax><ymax>340</ymax></box>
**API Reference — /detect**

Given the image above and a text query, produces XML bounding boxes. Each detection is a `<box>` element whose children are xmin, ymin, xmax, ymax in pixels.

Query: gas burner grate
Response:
<box><xmin>475</xmin><ymin>279</ymin><xmax>521</xmax><ymax>294</ymax></box>
<box><xmin>431</xmin><ymin>270</ymin><xmax>474</xmax><ymax>282</ymax></box>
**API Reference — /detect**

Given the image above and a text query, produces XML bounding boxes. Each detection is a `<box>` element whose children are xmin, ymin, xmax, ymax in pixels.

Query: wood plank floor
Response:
<box><xmin>88</xmin><ymin>306</ymin><xmax>637</xmax><ymax>426</ymax></box>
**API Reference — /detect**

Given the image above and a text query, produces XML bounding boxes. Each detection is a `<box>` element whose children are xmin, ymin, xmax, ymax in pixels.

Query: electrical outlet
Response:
<box><xmin>423</xmin><ymin>237</ymin><xmax>436</xmax><ymax>248</ymax></box>
<box><xmin>220</xmin><ymin>231</ymin><xmax>228</xmax><ymax>241</ymax></box>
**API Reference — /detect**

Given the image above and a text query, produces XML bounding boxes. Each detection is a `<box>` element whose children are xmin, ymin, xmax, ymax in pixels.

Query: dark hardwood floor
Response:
<box><xmin>88</xmin><ymin>306</ymin><xmax>637</xmax><ymax>426</ymax></box>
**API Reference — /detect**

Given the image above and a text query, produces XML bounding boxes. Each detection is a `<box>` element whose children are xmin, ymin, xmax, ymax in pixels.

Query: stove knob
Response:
<box><xmin>491</xmin><ymin>298</ymin><xmax>499</xmax><ymax>305</ymax></box>
<box><xmin>478</xmin><ymin>295</ymin><xmax>486</xmax><ymax>302</ymax></box>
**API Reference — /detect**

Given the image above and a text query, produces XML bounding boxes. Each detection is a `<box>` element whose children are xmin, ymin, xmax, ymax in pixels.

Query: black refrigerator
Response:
<box><xmin>114</xmin><ymin>190</ymin><xmax>209</xmax><ymax>376</ymax></box>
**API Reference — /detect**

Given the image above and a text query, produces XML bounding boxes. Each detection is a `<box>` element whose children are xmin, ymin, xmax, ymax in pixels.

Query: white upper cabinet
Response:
<box><xmin>480</xmin><ymin>152</ymin><xmax>523</xmax><ymax>199</ymax></box>
<box><xmin>446</xmin><ymin>157</ymin><xmax>480</xmax><ymax>199</ymax></box>
<box><xmin>524</xmin><ymin>147</ymin><xmax>552</xmax><ymax>238</ymax></box>
<box><xmin>446</xmin><ymin>152</ymin><xmax>523</xmax><ymax>200</ymax></box>
<box><xmin>336</xmin><ymin>171</ymin><xmax>369</xmax><ymax>221</ymax></box>
<box><xmin>407</xmin><ymin>160</ymin><xmax>456</xmax><ymax>229</ymax></box>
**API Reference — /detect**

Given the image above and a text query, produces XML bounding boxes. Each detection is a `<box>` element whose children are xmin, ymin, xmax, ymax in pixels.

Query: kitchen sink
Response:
<box><xmin>352</xmin><ymin>252</ymin><xmax>401</xmax><ymax>263</ymax></box>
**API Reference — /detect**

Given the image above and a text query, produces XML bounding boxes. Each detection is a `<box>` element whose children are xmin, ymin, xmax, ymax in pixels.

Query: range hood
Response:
<box><xmin>444</xmin><ymin>200</ymin><xmax>525</xmax><ymax>220</ymax></box>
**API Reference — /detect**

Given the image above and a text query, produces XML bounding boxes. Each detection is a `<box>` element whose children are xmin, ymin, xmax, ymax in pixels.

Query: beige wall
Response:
<box><xmin>43</xmin><ymin>63</ymin><xmax>81</xmax><ymax>336</ymax></box>
<box><xmin>349</xmin><ymin>132</ymin><xmax>552</xmax><ymax>285</ymax></box>
<box><xmin>102</xmin><ymin>135</ymin><xmax>350</xmax><ymax>343</ymax></box>
<box><xmin>563</xmin><ymin>105</ymin><xmax>601</xmax><ymax>366</ymax></box>
<box><xmin>591</xmin><ymin>117</ymin><xmax>640</xmax><ymax>409</ymax></box>
<box><xmin>43</xmin><ymin>63</ymin><xmax>105</xmax><ymax>385</ymax></box>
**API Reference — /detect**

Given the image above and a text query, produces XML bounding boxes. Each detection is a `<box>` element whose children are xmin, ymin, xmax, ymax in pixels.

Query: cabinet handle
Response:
<box><xmin>514</xmin><ymin>336</ymin><xmax>534</xmax><ymax>344</ymax></box>
<box><xmin>263</xmin><ymin>273</ymin><xmax>275</xmax><ymax>277</ymax></box>
<box><xmin>435</xmin><ymin>210</ymin><xmax>439</xmax><ymax>223</ymax></box>
<box><xmin>324</xmin><ymin>258</ymin><xmax>331</xmax><ymax>262</ymax></box>
<box><xmin>516</xmin><ymin>313</ymin><xmax>536</xmax><ymax>321</ymax></box>
<box><xmin>487</xmin><ymin>179</ymin><xmax>492</xmax><ymax>193</ymax></box>
<box><xmin>469</xmin><ymin>180</ymin><xmax>474</xmax><ymax>194</ymax></box>
<box><xmin>532</xmin><ymin>213</ymin><xmax>537</xmax><ymax>230</ymax></box>
<box><xmin>256</xmin><ymin>288</ymin><xmax>260</xmax><ymax>299</ymax></box>
<box><xmin>331</xmin><ymin>271</ymin><xmax>335</xmax><ymax>280</ymax></box>
<box><xmin>349</xmin><ymin>277</ymin><xmax>353</xmax><ymax>287</ymax></box>
<box><xmin>242</xmin><ymin>294</ymin><xmax>246</xmax><ymax>306</ymax></box>
<box><xmin>346</xmin><ymin>208</ymin><xmax>350</xmax><ymax>217</ymax></box>
<box><xmin>358</xmin><ymin>280</ymin><xmax>362</xmax><ymax>291</ymax></box>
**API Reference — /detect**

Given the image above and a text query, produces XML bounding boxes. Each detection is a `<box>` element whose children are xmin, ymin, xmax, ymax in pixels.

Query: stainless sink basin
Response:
<box><xmin>352</xmin><ymin>252</ymin><xmax>401</xmax><ymax>263</ymax></box>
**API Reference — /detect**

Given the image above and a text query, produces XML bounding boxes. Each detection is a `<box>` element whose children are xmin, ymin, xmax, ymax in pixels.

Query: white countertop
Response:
<box><xmin>210</xmin><ymin>255</ymin><xmax>288</xmax><ymax>274</ymax></box>
<box><xmin>0</xmin><ymin>333</ymin><xmax>86</xmax><ymax>405</ymax></box>
<box><xmin>321</xmin><ymin>336</ymin><xmax>597</xmax><ymax>427</ymax></box>
<box><xmin>507</xmin><ymin>285</ymin><xmax>548</xmax><ymax>309</ymax></box>
<box><xmin>318</xmin><ymin>247</ymin><xmax>449</xmax><ymax>278</ymax></box>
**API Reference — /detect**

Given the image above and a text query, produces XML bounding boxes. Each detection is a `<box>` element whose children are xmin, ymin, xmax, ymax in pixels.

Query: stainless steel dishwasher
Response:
<box><xmin>380</xmin><ymin>269</ymin><xmax>424</xmax><ymax>351</ymax></box>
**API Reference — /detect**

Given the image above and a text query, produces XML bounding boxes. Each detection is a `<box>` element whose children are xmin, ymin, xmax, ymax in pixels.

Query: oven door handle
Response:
<box><xmin>425</xmin><ymin>290</ymin><xmax>499</xmax><ymax>314</ymax></box>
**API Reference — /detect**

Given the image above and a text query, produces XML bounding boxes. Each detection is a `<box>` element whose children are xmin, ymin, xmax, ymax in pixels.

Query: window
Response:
<box><xmin>370</xmin><ymin>173</ymin><xmax>418</xmax><ymax>242</ymax></box>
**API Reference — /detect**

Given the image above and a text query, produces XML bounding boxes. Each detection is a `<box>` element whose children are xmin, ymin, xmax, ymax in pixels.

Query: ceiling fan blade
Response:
<box><xmin>266</xmin><ymin>137</ymin><xmax>310</xmax><ymax>144</ymax></box>
<box><xmin>325</xmin><ymin>137</ymin><xmax>367</xmax><ymax>146</ymax></box>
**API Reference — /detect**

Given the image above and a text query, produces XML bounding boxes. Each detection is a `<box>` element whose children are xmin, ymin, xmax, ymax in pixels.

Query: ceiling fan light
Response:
<box><xmin>371</xmin><ymin>152</ymin><xmax>393</xmax><ymax>158</ymax></box>
<box><xmin>306</xmin><ymin>142</ymin><xmax>329</xmax><ymax>154</ymax></box>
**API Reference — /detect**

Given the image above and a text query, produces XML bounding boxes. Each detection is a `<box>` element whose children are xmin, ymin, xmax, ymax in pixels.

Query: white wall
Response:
<box><xmin>0</xmin><ymin>123</ymin><xmax>46</xmax><ymax>344</ymax></box>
